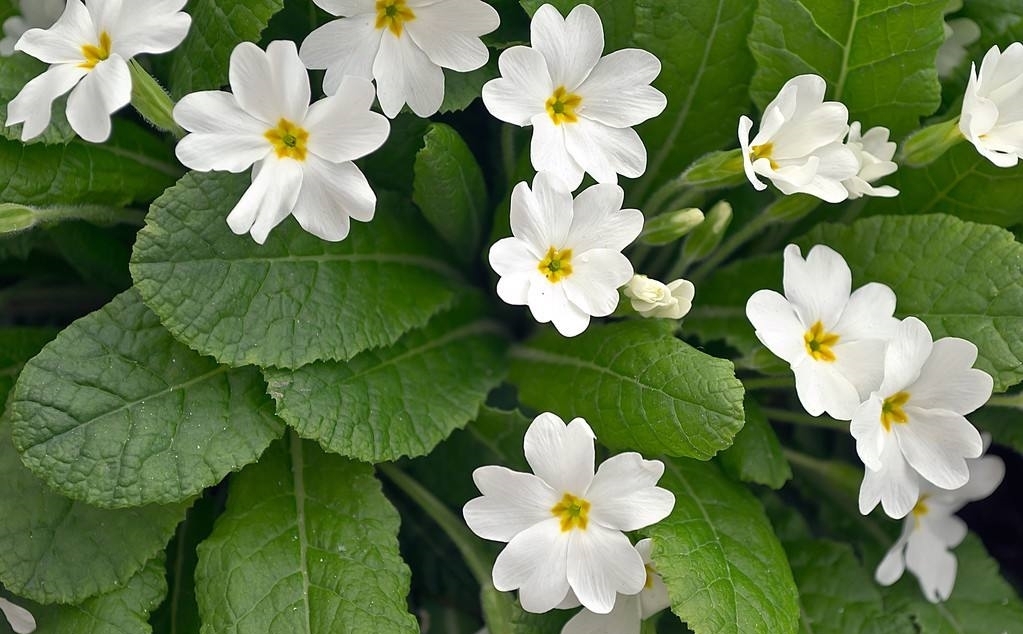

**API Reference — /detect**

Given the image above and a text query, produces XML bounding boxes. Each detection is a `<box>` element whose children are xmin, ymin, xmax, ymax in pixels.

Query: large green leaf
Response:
<box><xmin>9</xmin><ymin>289</ymin><xmax>283</xmax><ymax>508</ymax></box>
<box><xmin>130</xmin><ymin>171</ymin><xmax>461</xmax><ymax>369</ymax></box>
<box><xmin>718</xmin><ymin>397</ymin><xmax>791</xmax><ymax>489</ymax></box>
<box><xmin>0</xmin><ymin>418</ymin><xmax>187</xmax><ymax>604</ymax></box>
<box><xmin>265</xmin><ymin>297</ymin><xmax>507</xmax><ymax>462</ymax></box>
<box><xmin>0</xmin><ymin>53</ymin><xmax>74</xmax><ymax>144</ymax></box>
<box><xmin>801</xmin><ymin>214</ymin><xmax>1023</xmax><ymax>392</ymax></box>
<box><xmin>645</xmin><ymin>459</ymin><xmax>799</xmax><ymax>634</ymax></box>
<box><xmin>168</xmin><ymin>0</ymin><xmax>285</xmax><ymax>97</ymax></box>
<box><xmin>0</xmin><ymin>328</ymin><xmax>55</xmax><ymax>412</ymax></box>
<box><xmin>749</xmin><ymin>0</ymin><xmax>946</xmax><ymax>136</ymax></box>
<box><xmin>195</xmin><ymin>436</ymin><xmax>419</xmax><ymax>634</ymax></box>
<box><xmin>509</xmin><ymin>320</ymin><xmax>745</xmax><ymax>459</ymax></box>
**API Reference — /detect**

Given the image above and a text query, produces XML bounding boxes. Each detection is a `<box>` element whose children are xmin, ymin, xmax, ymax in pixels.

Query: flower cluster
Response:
<box><xmin>463</xmin><ymin>412</ymin><xmax>674</xmax><ymax>630</ymax></box>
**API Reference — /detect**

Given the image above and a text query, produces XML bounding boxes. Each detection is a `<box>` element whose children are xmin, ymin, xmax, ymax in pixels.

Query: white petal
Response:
<box><xmin>374</xmin><ymin>30</ymin><xmax>444</xmax><ymax>118</ymax></box>
<box><xmin>563</xmin><ymin>117</ymin><xmax>647</xmax><ymax>183</ymax></box>
<box><xmin>292</xmin><ymin>157</ymin><xmax>376</xmax><ymax>241</ymax></box>
<box><xmin>482</xmin><ymin>46</ymin><xmax>552</xmax><ymax>126</ymax></box>
<box><xmin>772</xmin><ymin>101</ymin><xmax>850</xmax><ymax>159</ymax></box>
<box><xmin>227</xmin><ymin>157</ymin><xmax>303</xmax><ymax>244</ymax></box>
<box><xmin>492</xmin><ymin>518</ymin><xmax>571</xmax><ymax>613</ymax></box>
<box><xmin>463</xmin><ymin>465</ymin><xmax>559</xmax><ymax>542</ymax></box>
<box><xmin>173</xmin><ymin>91</ymin><xmax>268</xmax><ymax>172</ymax></box>
<box><xmin>265</xmin><ymin>39</ymin><xmax>310</xmax><ymax>122</ymax></box>
<box><xmin>782</xmin><ymin>244</ymin><xmax>850</xmax><ymax>330</ymax></box>
<box><xmin>877</xmin><ymin>317</ymin><xmax>933</xmax><ymax>395</ymax></box>
<box><xmin>948</xmin><ymin>454</ymin><xmax>1005</xmax><ymax>506</ymax></box>
<box><xmin>909</xmin><ymin>338</ymin><xmax>992</xmax><ymax>415</ymax></box>
<box><xmin>875</xmin><ymin>527</ymin><xmax>910</xmax><ymax>585</ymax></box>
<box><xmin>305</xmin><ymin>76</ymin><xmax>390</xmax><ymax>162</ymax></box>
<box><xmin>895</xmin><ymin>409</ymin><xmax>982</xmax><ymax>490</ymax></box>
<box><xmin>15</xmin><ymin>0</ymin><xmax>94</xmax><ymax>63</ymax></box>
<box><xmin>66</xmin><ymin>55</ymin><xmax>131</xmax><ymax>142</ymax></box>
<box><xmin>586</xmin><ymin>453</ymin><xmax>673</xmax><ymax>531</ymax></box>
<box><xmin>830</xmin><ymin>338</ymin><xmax>887</xmax><ymax>403</ymax></box>
<box><xmin>229</xmin><ymin>41</ymin><xmax>281</xmax><ymax>124</ymax></box>
<box><xmin>549</xmin><ymin>297</ymin><xmax>592</xmax><ymax>337</ymax></box>
<box><xmin>527</xmin><ymin>277</ymin><xmax>569</xmax><ymax>323</ymax></box>
<box><xmin>312</xmin><ymin>0</ymin><xmax>374</xmax><ymax>15</ymax></box>
<box><xmin>111</xmin><ymin>1</ymin><xmax>191</xmax><ymax>58</ymax></box>
<box><xmin>832</xmin><ymin>282</ymin><xmax>898</xmax><ymax>341</ymax></box>
<box><xmin>530</xmin><ymin>3</ymin><xmax>603</xmax><ymax>89</ymax></box>
<box><xmin>490</xmin><ymin>237</ymin><xmax>539</xmax><ymax>283</ymax></box>
<box><xmin>745</xmin><ymin>289</ymin><xmax>807</xmax><ymax>364</ymax></box>
<box><xmin>173</xmin><ymin>90</ymin><xmax>264</xmax><ymax>134</ymax></box>
<box><xmin>562</xmin><ymin>249</ymin><xmax>633</xmax><ymax>317</ymax></box>
<box><xmin>523</xmin><ymin>413</ymin><xmax>595</xmax><ymax>494</ymax></box>
<box><xmin>405</xmin><ymin>0</ymin><xmax>498</xmax><ymax>72</ymax></box>
<box><xmin>791</xmin><ymin>358</ymin><xmax>861</xmax><ymax>420</ymax></box>
<box><xmin>858</xmin><ymin>444</ymin><xmax>919</xmax><ymax>518</ymax></box>
<box><xmin>567</xmin><ymin>184</ymin><xmax>643</xmax><ymax>253</ymax></box>
<box><xmin>925</xmin><ymin>512</ymin><xmax>968</xmax><ymax>549</ymax></box>
<box><xmin>530</xmin><ymin>114</ymin><xmax>584</xmax><ymax>190</ymax></box>
<box><xmin>850</xmin><ymin>395</ymin><xmax>887</xmax><ymax>470</ymax></box>
<box><xmin>905</xmin><ymin>528</ymin><xmax>957</xmax><ymax>602</ymax></box>
<box><xmin>300</xmin><ymin>15</ymin><xmax>380</xmax><ymax>92</ymax></box>
<box><xmin>0</xmin><ymin>598</ymin><xmax>36</xmax><ymax>634</ymax></box>
<box><xmin>567</xmin><ymin>525</ymin><xmax>646</xmax><ymax>614</ymax></box>
<box><xmin>562</xmin><ymin>596</ymin><xmax>643</xmax><ymax>634</ymax></box>
<box><xmin>510</xmin><ymin>174</ymin><xmax>573</xmax><ymax>252</ymax></box>
<box><xmin>576</xmin><ymin>49</ymin><xmax>665</xmax><ymax>127</ymax></box>
<box><xmin>6</xmin><ymin>63</ymin><xmax>86</xmax><ymax>140</ymax></box>
<box><xmin>738</xmin><ymin>115</ymin><xmax>768</xmax><ymax>191</ymax></box>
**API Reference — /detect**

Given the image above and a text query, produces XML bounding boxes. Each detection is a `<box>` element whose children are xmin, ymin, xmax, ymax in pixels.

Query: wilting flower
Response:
<box><xmin>5</xmin><ymin>0</ymin><xmax>191</xmax><ymax>142</ymax></box>
<box><xmin>482</xmin><ymin>3</ymin><xmax>666</xmax><ymax>191</ymax></box>
<box><xmin>299</xmin><ymin>0</ymin><xmax>500</xmax><ymax>118</ymax></box>
<box><xmin>960</xmin><ymin>42</ymin><xmax>1023</xmax><ymax>167</ymax></box>
<box><xmin>842</xmin><ymin>122</ymin><xmax>899</xmax><ymax>199</ymax></box>
<box><xmin>746</xmin><ymin>244</ymin><xmax>899</xmax><ymax>420</ymax></box>
<box><xmin>0</xmin><ymin>0</ymin><xmax>65</xmax><ymax>56</ymax></box>
<box><xmin>876</xmin><ymin>445</ymin><xmax>1004</xmax><ymax>602</ymax></box>
<box><xmin>624</xmin><ymin>275</ymin><xmax>694</xmax><ymax>320</ymax></box>
<box><xmin>738</xmin><ymin>74</ymin><xmax>858</xmax><ymax>202</ymax></box>
<box><xmin>174</xmin><ymin>40</ymin><xmax>390</xmax><ymax>244</ymax></box>
<box><xmin>0</xmin><ymin>597</ymin><xmax>35</xmax><ymax>634</ymax></box>
<box><xmin>463</xmin><ymin>413</ymin><xmax>675</xmax><ymax>614</ymax></box>
<box><xmin>488</xmin><ymin>172</ymin><xmax>643</xmax><ymax>337</ymax></box>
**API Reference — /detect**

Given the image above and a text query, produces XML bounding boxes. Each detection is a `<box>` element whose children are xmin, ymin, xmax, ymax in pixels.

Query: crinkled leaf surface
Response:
<box><xmin>130</xmin><ymin>171</ymin><xmax>461</xmax><ymax>369</ymax></box>
<box><xmin>510</xmin><ymin>320</ymin><xmax>745</xmax><ymax>459</ymax></box>
<box><xmin>750</xmin><ymin>0</ymin><xmax>946</xmax><ymax>135</ymax></box>
<box><xmin>719</xmin><ymin>397</ymin><xmax>790</xmax><ymax>489</ymax></box>
<box><xmin>0</xmin><ymin>418</ymin><xmax>187</xmax><ymax>604</ymax></box>
<box><xmin>195</xmin><ymin>436</ymin><xmax>418</xmax><ymax>634</ymax></box>
<box><xmin>645</xmin><ymin>458</ymin><xmax>799</xmax><ymax>634</ymax></box>
<box><xmin>9</xmin><ymin>289</ymin><xmax>284</xmax><ymax>508</ymax></box>
<box><xmin>0</xmin><ymin>328</ymin><xmax>55</xmax><ymax>412</ymax></box>
<box><xmin>265</xmin><ymin>297</ymin><xmax>507</xmax><ymax>462</ymax></box>
<box><xmin>0</xmin><ymin>53</ymin><xmax>73</xmax><ymax>144</ymax></box>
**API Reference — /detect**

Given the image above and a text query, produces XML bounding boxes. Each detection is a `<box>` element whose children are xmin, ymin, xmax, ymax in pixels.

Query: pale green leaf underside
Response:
<box><xmin>9</xmin><ymin>289</ymin><xmax>284</xmax><ymax>508</ymax></box>
<box><xmin>646</xmin><ymin>459</ymin><xmax>799</xmax><ymax>634</ymax></box>
<box><xmin>130</xmin><ymin>171</ymin><xmax>461</xmax><ymax>369</ymax></box>
<box><xmin>719</xmin><ymin>397</ymin><xmax>791</xmax><ymax>489</ymax></box>
<box><xmin>509</xmin><ymin>320</ymin><xmax>745</xmax><ymax>460</ymax></box>
<box><xmin>195</xmin><ymin>437</ymin><xmax>418</xmax><ymax>634</ymax></box>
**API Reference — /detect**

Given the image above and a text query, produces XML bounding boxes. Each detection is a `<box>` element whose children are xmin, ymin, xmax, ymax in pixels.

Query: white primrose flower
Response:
<box><xmin>738</xmin><ymin>74</ymin><xmax>859</xmax><ymax>203</ymax></box>
<box><xmin>937</xmin><ymin>17</ymin><xmax>981</xmax><ymax>79</ymax></box>
<box><xmin>173</xmin><ymin>40</ymin><xmax>390</xmax><ymax>244</ymax></box>
<box><xmin>960</xmin><ymin>43</ymin><xmax>1023</xmax><ymax>167</ymax></box>
<box><xmin>488</xmin><ymin>172</ymin><xmax>643</xmax><ymax>337</ymax></box>
<box><xmin>876</xmin><ymin>446</ymin><xmax>1004</xmax><ymax>602</ymax></box>
<box><xmin>482</xmin><ymin>3</ymin><xmax>667</xmax><ymax>191</ymax></box>
<box><xmin>561</xmin><ymin>538</ymin><xmax>671</xmax><ymax>634</ymax></box>
<box><xmin>853</xmin><ymin>317</ymin><xmax>992</xmax><ymax>519</ymax></box>
<box><xmin>299</xmin><ymin>0</ymin><xmax>500</xmax><ymax>118</ymax></box>
<box><xmin>746</xmin><ymin>244</ymin><xmax>899</xmax><ymax>420</ymax></box>
<box><xmin>0</xmin><ymin>0</ymin><xmax>65</xmax><ymax>56</ymax></box>
<box><xmin>623</xmin><ymin>275</ymin><xmax>694</xmax><ymax>320</ymax></box>
<box><xmin>842</xmin><ymin>122</ymin><xmax>899</xmax><ymax>199</ymax></box>
<box><xmin>463</xmin><ymin>413</ymin><xmax>675</xmax><ymax>614</ymax></box>
<box><xmin>5</xmin><ymin>0</ymin><xmax>191</xmax><ymax>142</ymax></box>
<box><xmin>0</xmin><ymin>597</ymin><xmax>36</xmax><ymax>634</ymax></box>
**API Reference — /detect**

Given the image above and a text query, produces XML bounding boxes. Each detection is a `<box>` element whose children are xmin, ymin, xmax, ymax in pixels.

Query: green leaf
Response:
<box><xmin>9</xmin><ymin>289</ymin><xmax>284</xmax><ymax>508</ymax></box>
<box><xmin>0</xmin><ymin>53</ymin><xmax>74</xmax><ymax>144</ymax></box>
<box><xmin>358</xmin><ymin>114</ymin><xmax>429</xmax><ymax>196</ymax></box>
<box><xmin>0</xmin><ymin>328</ymin><xmax>55</xmax><ymax>412</ymax></box>
<box><xmin>439</xmin><ymin>60</ymin><xmax>498</xmax><ymax>113</ymax></box>
<box><xmin>801</xmin><ymin>214</ymin><xmax>1023</xmax><ymax>392</ymax></box>
<box><xmin>130</xmin><ymin>171</ymin><xmax>461</xmax><ymax>369</ymax></box>
<box><xmin>749</xmin><ymin>0</ymin><xmax>947</xmax><ymax>136</ymax></box>
<box><xmin>168</xmin><ymin>0</ymin><xmax>285</xmax><ymax>97</ymax></box>
<box><xmin>971</xmin><ymin>403</ymin><xmax>1023</xmax><ymax>455</ymax></box>
<box><xmin>413</xmin><ymin>123</ymin><xmax>489</xmax><ymax>258</ymax></box>
<box><xmin>645</xmin><ymin>459</ymin><xmax>799</xmax><ymax>634</ymax></box>
<box><xmin>719</xmin><ymin>397</ymin><xmax>791</xmax><ymax>489</ymax></box>
<box><xmin>509</xmin><ymin>320</ymin><xmax>745</xmax><ymax>459</ymax></box>
<box><xmin>266</xmin><ymin>296</ymin><xmax>507</xmax><ymax>462</ymax></box>
<box><xmin>0</xmin><ymin>418</ymin><xmax>187</xmax><ymax>604</ymax></box>
<box><xmin>195</xmin><ymin>436</ymin><xmax>419</xmax><ymax>634</ymax></box>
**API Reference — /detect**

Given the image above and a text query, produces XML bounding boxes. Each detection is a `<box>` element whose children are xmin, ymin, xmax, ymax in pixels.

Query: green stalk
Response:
<box><xmin>129</xmin><ymin>59</ymin><xmax>185</xmax><ymax>138</ymax></box>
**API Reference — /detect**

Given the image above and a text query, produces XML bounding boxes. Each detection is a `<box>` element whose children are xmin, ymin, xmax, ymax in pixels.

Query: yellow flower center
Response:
<box><xmin>551</xmin><ymin>492</ymin><xmax>590</xmax><ymax>532</ymax></box>
<box><xmin>545</xmin><ymin>86</ymin><xmax>582</xmax><ymax>125</ymax></box>
<box><xmin>880</xmin><ymin>391</ymin><xmax>911</xmax><ymax>432</ymax></box>
<box><xmin>643</xmin><ymin>563</ymin><xmax>657</xmax><ymax>589</ymax></box>
<box><xmin>538</xmin><ymin>246</ymin><xmax>573</xmax><ymax>283</ymax></box>
<box><xmin>80</xmin><ymin>31</ymin><xmax>112</xmax><ymax>70</ymax></box>
<box><xmin>911</xmin><ymin>494</ymin><xmax>929</xmax><ymax>528</ymax></box>
<box><xmin>750</xmin><ymin>142</ymin><xmax>779</xmax><ymax>169</ymax></box>
<box><xmin>264</xmin><ymin>118</ymin><xmax>310</xmax><ymax>161</ymax></box>
<box><xmin>375</xmin><ymin>0</ymin><xmax>415</xmax><ymax>37</ymax></box>
<box><xmin>803</xmin><ymin>321</ymin><xmax>839</xmax><ymax>362</ymax></box>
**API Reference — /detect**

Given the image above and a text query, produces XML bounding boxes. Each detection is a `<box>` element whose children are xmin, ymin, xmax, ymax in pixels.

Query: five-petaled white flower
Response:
<box><xmin>173</xmin><ymin>40</ymin><xmax>390</xmax><ymax>244</ymax></box>
<box><xmin>463</xmin><ymin>412</ymin><xmax>675</xmax><ymax>614</ymax></box>
<box><xmin>745</xmin><ymin>244</ymin><xmax>899</xmax><ymax>420</ymax></box>
<box><xmin>488</xmin><ymin>172</ymin><xmax>643</xmax><ymax>337</ymax></box>
<box><xmin>6</xmin><ymin>0</ymin><xmax>191</xmax><ymax>142</ymax></box>
<box><xmin>852</xmin><ymin>316</ymin><xmax>991</xmax><ymax>519</ymax></box>
<box><xmin>842</xmin><ymin>122</ymin><xmax>899</xmax><ymax>199</ymax></box>
<box><xmin>561</xmin><ymin>538</ymin><xmax>671</xmax><ymax>634</ymax></box>
<box><xmin>959</xmin><ymin>42</ymin><xmax>1023</xmax><ymax>167</ymax></box>
<box><xmin>299</xmin><ymin>0</ymin><xmax>499</xmax><ymax>118</ymax></box>
<box><xmin>0</xmin><ymin>0</ymin><xmax>65</xmax><ymax>56</ymax></box>
<box><xmin>482</xmin><ymin>3</ymin><xmax>666</xmax><ymax>191</ymax></box>
<box><xmin>876</xmin><ymin>445</ymin><xmax>1004</xmax><ymax>602</ymax></box>
<box><xmin>624</xmin><ymin>275</ymin><xmax>694</xmax><ymax>320</ymax></box>
<box><xmin>738</xmin><ymin>74</ymin><xmax>858</xmax><ymax>203</ymax></box>
<box><xmin>0</xmin><ymin>597</ymin><xmax>35</xmax><ymax>634</ymax></box>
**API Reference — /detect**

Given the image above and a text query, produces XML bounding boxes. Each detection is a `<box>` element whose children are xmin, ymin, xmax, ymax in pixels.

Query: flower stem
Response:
<box><xmin>762</xmin><ymin>407</ymin><xmax>846</xmax><ymax>430</ymax></box>
<box><xmin>0</xmin><ymin>202</ymin><xmax>145</xmax><ymax>236</ymax></box>
<box><xmin>687</xmin><ymin>209</ymin><xmax>773</xmax><ymax>284</ymax></box>
<box><xmin>128</xmin><ymin>60</ymin><xmax>185</xmax><ymax>139</ymax></box>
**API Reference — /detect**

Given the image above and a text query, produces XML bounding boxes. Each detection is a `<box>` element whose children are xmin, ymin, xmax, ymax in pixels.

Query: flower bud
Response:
<box><xmin>683</xmin><ymin>200</ymin><xmax>732</xmax><ymax>262</ymax></box>
<box><xmin>640</xmin><ymin>207</ymin><xmax>705</xmax><ymax>245</ymax></box>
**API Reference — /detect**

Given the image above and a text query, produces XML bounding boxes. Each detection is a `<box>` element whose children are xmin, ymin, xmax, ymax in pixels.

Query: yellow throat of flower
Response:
<box><xmin>911</xmin><ymin>494</ymin><xmax>929</xmax><ymax>528</ymax></box>
<box><xmin>803</xmin><ymin>321</ymin><xmax>839</xmax><ymax>362</ymax></box>
<box><xmin>265</xmin><ymin>118</ymin><xmax>310</xmax><ymax>161</ymax></box>
<box><xmin>538</xmin><ymin>246</ymin><xmax>573</xmax><ymax>283</ymax></box>
<box><xmin>551</xmin><ymin>492</ymin><xmax>590</xmax><ymax>532</ymax></box>
<box><xmin>750</xmin><ymin>142</ymin><xmax>779</xmax><ymax>170</ymax></box>
<box><xmin>80</xmin><ymin>31</ymin><xmax>112</xmax><ymax>70</ymax></box>
<box><xmin>880</xmin><ymin>391</ymin><xmax>911</xmax><ymax>432</ymax></box>
<box><xmin>545</xmin><ymin>86</ymin><xmax>582</xmax><ymax>125</ymax></box>
<box><xmin>375</xmin><ymin>0</ymin><xmax>416</xmax><ymax>37</ymax></box>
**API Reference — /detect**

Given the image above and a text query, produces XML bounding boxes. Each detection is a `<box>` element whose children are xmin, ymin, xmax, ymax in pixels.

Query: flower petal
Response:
<box><xmin>562</xmin><ymin>249</ymin><xmax>633</xmax><ymax>318</ymax></box>
<box><xmin>305</xmin><ymin>76</ymin><xmax>390</xmax><ymax>162</ymax></box>
<box><xmin>782</xmin><ymin>244</ymin><xmax>850</xmax><ymax>330</ymax></box>
<box><xmin>229</xmin><ymin>41</ymin><xmax>280</xmax><ymax>124</ymax></box>
<box><xmin>291</xmin><ymin>156</ymin><xmax>376</xmax><ymax>241</ymax></box>
<box><xmin>586</xmin><ymin>453</ymin><xmax>673</xmax><ymax>531</ymax></box>
<box><xmin>530</xmin><ymin>3</ymin><xmax>602</xmax><ymax>90</ymax></box>
<box><xmin>830</xmin><ymin>338</ymin><xmax>887</xmax><ymax>403</ymax></box>
<box><xmin>227</xmin><ymin>157</ymin><xmax>303</xmax><ymax>244</ymax></box>
<box><xmin>792</xmin><ymin>357</ymin><xmax>861</xmax><ymax>420</ymax></box>
<box><xmin>265</xmin><ymin>39</ymin><xmax>310</xmax><ymax>122</ymax></box>
<box><xmin>567</xmin><ymin>183</ymin><xmax>643</xmax><ymax>253</ymax></box>
<box><xmin>746</xmin><ymin>289</ymin><xmax>807</xmax><ymax>364</ymax></box>
<box><xmin>490</xmin><ymin>236</ymin><xmax>539</xmax><ymax>285</ymax></box>
<box><xmin>738</xmin><ymin>115</ymin><xmax>768</xmax><ymax>191</ymax></box>
<box><xmin>492</xmin><ymin>518</ymin><xmax>571</xmax><ymax>613</ymax></box>
<box><xmin>850</xmin><ymin>395</ymin><xmax>887</xmax><ymax>471</ymax></box>
<box><xmin>833</xmin><ymin>282</ymin><xmax>898</xmax><ymax>341</ymax></box>
<box><xmin>15</xmin><ymin>0</ymin><xmax>93</xmax><ymax>63</ymax></box>
<box><xmin>482</xmin><ymin>46</ymin><xmax>552</xmax><ymax>126</ymax></box>
<box><xmin>567</xmin><ymin>525</ymin><xmax>646</xmax><ymax>614</ymax></box>
<box><xmin>510</xmin><ymin>174</ymin><xmax>573</xmax><ymax>252</ymax></box>
<box><xmin>577</xmin><ymin>49</ymin><xmax>665</xmax><ymax>127</ymax></box>
<box><xmin>909</xmin><ymin>337</ymin><xmax>992</xmax><ymax>415</ymax></box>
<box><xmin>895</xmin><ymin>408</ymin><xmax>982</xmax><ymax>490</ymax></box>
<box><xmin>463</xmin><ymin>465</ymin><xmax>559</xmax><ymax>542</ymax></box>
<box><xmin>66</xmin><ymin>54</ymin><xmax>131</xmax><ymax>142</ymax></box>
<box><xmin>877</xmin><ymin>316</ymin><xmax>933</xmax><ymax>395</ymax></box>
<box><xmin>530</xmin><ymin>113</ymin><xmax>584</xmax><ymax>191</ymax></box>
<box><xmin>6</xmin><ymin>63</ymin><xmax>86</xmax><ymax>141</ymax></box>
<box><xmin>111</xmin><ymin>0</ymin><xmax>191</xmax><ymax>58</ymax></box>
<box><xmin>405</xmin><ymin>0</ymin><xmax>498</xmax><ymax>72</ymax></box>
<box><xmin>875</xmin><ymin>525</ymin><xmax>910</xmax><ymax>585</ymax></box>
<box><xmin>857</xmin><ymin>442</ymin><xmax>919</xmax><ymax>518</ymax></box>
<box><xmin>561</xmin><ymin>595</ymin><xmax>642</xmax><ymax>634</ymax></box>
<box><xmin>173</xmin><ymin>91</ymin><xmax>269</xmax><ymax>172</ymax></box>
<box><xmin>905</xmin><ymin>527</ymin><xmax>957</xmax><ymax>602</ymax></box>
<box><xmin>300</xmin><ymin>15</ymin><xmax>380</xmax><ymax>93</ymax></box>
<box><xmin>948</xmin><ymin>454</ymin><xmax>1005</xmax><ymax>506</ymax></box>
<box><xmin>524</xmin><ymin>412</ymin><xmax>595</xmax><ymax>494</ymax></box>
<box><xmin>373</xmin><ymin>30</ymin><xmax>443</xmax><ymax>118</ymax></box>
<box><xmin>563</xmin><ymin>117</ymin><xmax>647</xmax><ymax>183</ymax></box>
<box><xmin>0</xmin><ymin>598</ymin><xmax>36</xmax><ymax>634</ymax></box>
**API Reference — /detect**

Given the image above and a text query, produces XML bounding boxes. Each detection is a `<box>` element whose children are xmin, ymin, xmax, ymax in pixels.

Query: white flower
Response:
<box><xmin>746</xmin><ymin>244</ymin><xmax>899</xmax><ymax>420</ymax></box>
<box><xmin>875</xmin><ymin>447</ymin><xmax>1004</xmax><ymax>602</ymax></box>
<box><xmin>842</xmin><ymin>122</ymin><xmax>899</xmax><ymax>199</ymax></box>
<box><xmin>937</xmin><ymin>17</ymin><xmax>980</xmax><ymax>78</ymax></box>
<box><xmin>738</xmin><ymin>74</ymin><xmax>859</xmax><ymax>203</ymax></box>
<box><xmin>173</xmin><ymin>40</ymin><xmax>390</xmax><ymax>244</ymax></box>
<box><xmin>0</xmin><ymin>0</ymin><xmax>65</xmax><ymax>56</ymax></box>
<box><xmin>481</xmin><ymin>3</ymin><xmax>666</xmax><ymax>191</ymax></box>
<box><xmin>462</xmin><ymin>412</ymin><xmax>675</xmax><ymax>614</ymax></box>
<box><xmin>853</xmin><ymin>316</ymin><xmax>991</xmax><ymax>519</ymax></box>
<box><xmin>5</xmin><ymin>0</ymin><xmax>191</xmax><ymax>142</ymax></box>
<box><xmin>299</xmin><ymin>0</ymin><xmax>499</xmax><ymax>118</ymax></box>
<box><xmin>561</xmin><ymin>538</ymin><xmax>671</xmax><ymax>634</ymax></box>
<box><xmin>0</xmin><ymin>597</ymin><xmax>35</xmax><ymax>634</ymax></box>
<box><xmin>488</xmin><ymin>172</ymin><xmax>643</xmax><ymax>337</ymax></box>
<box><xmin>624</xmin><ymin>275</ymin><xmax>694</xmax><ymax>320</ymax></box>
<box><xmin>960</xmin><ymin>43</ymin><xmax>1023</xmax><ymax>167</ymax></box>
